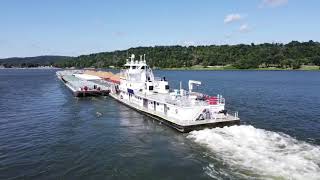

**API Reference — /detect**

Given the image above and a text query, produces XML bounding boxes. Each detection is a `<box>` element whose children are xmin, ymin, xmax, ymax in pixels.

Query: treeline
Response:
<box><xmin>55</xmin><ymin>41</ymin><xmax>320</xmax><ymax>69</ymax></box>
<box><xmin>0</xmin><ymin>56</ymin><xmax>72</xmax><ymax>68</ymax></box>
<box><xmin>2</xmin><ymin>41</ymin><xmax>320</xmax><ymax>69</ymax></box>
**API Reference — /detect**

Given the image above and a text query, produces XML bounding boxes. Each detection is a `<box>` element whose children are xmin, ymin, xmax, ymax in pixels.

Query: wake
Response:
<box><xmin>187</xmin><ymin>125</ymin><xmax>320</xmax><ymax>180</ymax></box>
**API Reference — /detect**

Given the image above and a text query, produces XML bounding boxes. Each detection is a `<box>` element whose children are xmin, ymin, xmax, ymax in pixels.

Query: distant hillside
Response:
<box><xmin>55</xmin><ymin>40</ymin><xmax>320</xmax><ymax>70</ymax></box>
<box><xmin>2</xmin><ymin>40</ymin><xmax>320</xmax><ymax>70</ymax></box>
<box><xmin>0</xmin><ymin>56</ymin><xmax>73</xmax><ymax>68</ymax></box>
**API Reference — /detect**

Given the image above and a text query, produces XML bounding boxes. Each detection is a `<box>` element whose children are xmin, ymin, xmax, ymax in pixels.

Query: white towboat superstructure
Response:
<box><xmin>108</xmin><ymin>54</ymin><xmax>240</xmax><ymax>132</ymax></box>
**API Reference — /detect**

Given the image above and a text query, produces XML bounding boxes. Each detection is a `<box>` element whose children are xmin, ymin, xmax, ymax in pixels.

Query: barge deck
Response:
<box><xmin>56</xmin><ymin>71</ymin><xmax>110</xmax><ymax>97</ymax></box>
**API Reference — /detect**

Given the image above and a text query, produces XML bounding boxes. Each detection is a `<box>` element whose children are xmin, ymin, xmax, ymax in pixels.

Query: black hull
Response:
<box><xmin>73</xmin><ymin>90</ymin><xmax>110</xmax><ymax>97</ymax></box>
<box><xmin>111</xmin><ymin>95</ymin><xmax>240</xmax><ymax>133</ymax></box>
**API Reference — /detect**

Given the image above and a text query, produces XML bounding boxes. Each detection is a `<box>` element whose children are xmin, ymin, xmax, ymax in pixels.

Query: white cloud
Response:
<box><xmin>224</xmin><ymin>14</ymin><xmax>242</xmax><ymax>24</ymax></box>
<box><xmin>184</xmin><ymin>41</ymin><xmax>195</xmax><ymax>46</ymax></box>
<box><xmin>260</xmin><ymin>0</ymin><xmax>288</xmax><ymax>8</ymax></box>
<box><xmin>239</xmin><ymin>24</ymin><xmax>250</xmax><ymax>33</ymax></box>
<box><xmin>179</xmin><ymin>40</ymin><xmax>196</xmax><ymax>47</ymax></box>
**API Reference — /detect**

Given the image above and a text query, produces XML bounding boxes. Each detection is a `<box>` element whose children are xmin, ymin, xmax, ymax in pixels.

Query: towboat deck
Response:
<box><xmin>134</xmin><ymin>91</ymin><xmax>221</xmax><ymax>107</ymax></box>
<box><xmin>110</xmin><ymin>93</ymin><xmax>239</xmax><ymax>132</ymax></box>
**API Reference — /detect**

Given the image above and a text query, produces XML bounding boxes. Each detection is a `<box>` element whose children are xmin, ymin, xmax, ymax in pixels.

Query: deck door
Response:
<box><xmin>164</xmin><ymin>104</ymin><xmax>167</xmax><ymax>115</ymax></box>
<box><xmin>143</xmin><ymin>99</ymin><xmax>148</xmax><ymax>109</ymax></box>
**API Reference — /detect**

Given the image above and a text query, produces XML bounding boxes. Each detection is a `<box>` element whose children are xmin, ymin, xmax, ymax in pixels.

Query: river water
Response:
<box><xmin>0</xmin><ymin>69</ymin><xmax>319</xmax><ymax>180</ymax></box>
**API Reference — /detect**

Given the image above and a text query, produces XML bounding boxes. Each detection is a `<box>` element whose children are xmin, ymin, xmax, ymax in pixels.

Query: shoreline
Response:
<box><xmin>0</xmin><ymin>67</ymin><xmax>61</xmax><ymax>70</ymax></box>
<box><xmin>160</xmin><ymin>65</ymin><xmax>320</xmax><ymax>71</ymax></box>
<box><xmin>1</xmin><ymin>66</ymin><xmax>319</xmax><ymax>71</ymax></box>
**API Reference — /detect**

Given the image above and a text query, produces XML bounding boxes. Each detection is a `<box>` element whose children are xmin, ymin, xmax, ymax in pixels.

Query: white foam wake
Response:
<box><xmin>187</xmin><ymin>125</ymin><xmax>320</xmax><ymax>180</ymax></box>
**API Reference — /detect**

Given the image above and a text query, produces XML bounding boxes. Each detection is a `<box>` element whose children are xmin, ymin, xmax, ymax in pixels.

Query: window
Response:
<box><xmin>165</xmin><ymin>85</ymin><xmax>169</xmax><ymax>90</ymax></box>
<box><xmin>157</xmin><ymin>103</ymin><xmax>159</xmax><ymax>106</ymax></box>
<box><xmin>149</xmin><ymin>86</ymin><xmax>153</xmax><ymax>90</ymax></box>
<box><xmin>132</xmin><ymin>66</ymin><xmax>137</xmax><ymax>69</ymax></box>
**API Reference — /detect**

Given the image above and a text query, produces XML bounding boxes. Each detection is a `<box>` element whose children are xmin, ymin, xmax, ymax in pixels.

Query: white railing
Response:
<box><xmin>226</xmin><ymin>111</ymin><xmax>239</xmax><ymax>120</ymax></box>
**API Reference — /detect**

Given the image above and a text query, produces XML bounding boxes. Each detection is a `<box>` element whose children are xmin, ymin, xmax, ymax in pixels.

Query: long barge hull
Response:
<box><xmin>58</xmin><ymin>76</ymin><xmax>110</xmax><ymax>97</ymax></box>
<box><xmin>109</xmin><ymin>93</ymin><xmax>240</xmax><ymax>133</ymax></box>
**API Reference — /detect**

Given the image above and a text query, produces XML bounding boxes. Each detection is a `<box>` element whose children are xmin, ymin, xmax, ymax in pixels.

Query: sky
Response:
<box><xmin>0</xmin><ymin>0</ymin><xmax>319</xmax><ymax>58</ymax></box>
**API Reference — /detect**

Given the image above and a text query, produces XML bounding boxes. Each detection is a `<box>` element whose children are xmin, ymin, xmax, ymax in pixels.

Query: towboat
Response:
<box><xmin>105</xmin><ymin>54</ymin><xmax>240</xmax><ymax>132</ymax></box>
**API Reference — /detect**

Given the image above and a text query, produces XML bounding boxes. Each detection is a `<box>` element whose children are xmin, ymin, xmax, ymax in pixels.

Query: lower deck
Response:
<box><xmin>109</xmin><ymin>93</ymin><xmax>240</xmax><ymax>132</ymax></box>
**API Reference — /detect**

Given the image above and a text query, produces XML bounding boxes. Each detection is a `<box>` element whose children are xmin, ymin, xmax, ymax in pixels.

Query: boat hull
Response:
<box><xmin>138</xmin><ymin>108</ymin><xmax>240</xmax><ymax>133</ymax></box>
<box><xmin>73</xmin><ymin>90</ymin><xmax>110</xmax><ymax>97</ymax></box>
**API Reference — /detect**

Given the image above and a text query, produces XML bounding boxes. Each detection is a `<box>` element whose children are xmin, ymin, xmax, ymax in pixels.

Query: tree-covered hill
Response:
<box><xmin>2</xmin><ymin>41</ymin><xmax>320</xmax><ymax>69</ymax></box>
<box><xmin>54</xmin><ymin>41</ymin><xmax>320</xmax><ymax>69</ymax></box>
<box><xmin>0</xmin><ymin>56</ymin><xmax>72</xmax><ymax>68</ymax></box>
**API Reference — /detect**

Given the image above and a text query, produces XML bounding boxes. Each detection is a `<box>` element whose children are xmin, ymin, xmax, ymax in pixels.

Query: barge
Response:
<box><xmin>56</xmin><ymin>70</ymin><xmax>110</xmax><ymax>97</ymax></box>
